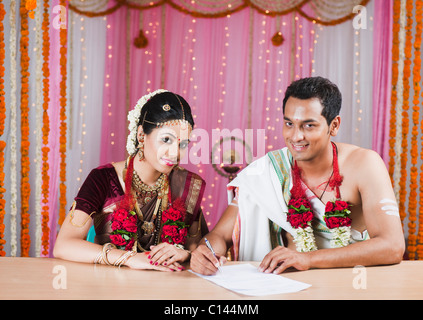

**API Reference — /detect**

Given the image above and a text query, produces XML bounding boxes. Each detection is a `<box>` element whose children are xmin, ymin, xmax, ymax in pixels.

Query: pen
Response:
<box><xmin>204</xmin><ymin>238</ymin><xmax>222</xmax><ymax>272</ymax></box>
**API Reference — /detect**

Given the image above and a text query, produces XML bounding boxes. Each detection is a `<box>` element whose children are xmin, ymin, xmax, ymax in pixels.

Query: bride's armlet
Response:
<box><xmin>53</xmin><ymin>208</ymin><xmax>104</xmax><ymax>263</ymax></box>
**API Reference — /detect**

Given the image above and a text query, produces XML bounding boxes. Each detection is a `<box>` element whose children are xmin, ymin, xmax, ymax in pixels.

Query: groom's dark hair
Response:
<box><xmin>282</xmin><ymin>76</ymin><xmax>342</xmax><ymax>125</ymax></box>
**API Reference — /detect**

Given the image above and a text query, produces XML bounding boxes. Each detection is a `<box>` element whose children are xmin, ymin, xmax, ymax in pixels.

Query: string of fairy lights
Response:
<box><xmin>72</xmin><ymin>13</ymin><xmax>88</xmax><ymax>184</ymax></box>
<box><xmin>311</xmin><ymin>12</ymin><xmax>373</xmax><ymax>142</ymax></box>
<box><xmin>74</xmin><ymin>9</ymin><xmax>317</xmax><ymax>227</ymax></box>
<box><xmin>67</xmin><ymin>7</ymin><xmax>371</xmax><ymax>229</ymax></box>
<box><xmin>354</xmin><ymin>28</ymin><xmax>362</xmax><ymax>134</ymax></box>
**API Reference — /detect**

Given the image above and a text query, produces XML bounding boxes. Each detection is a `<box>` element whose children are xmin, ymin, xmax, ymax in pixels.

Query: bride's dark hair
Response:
<box><xmin>138</xmin><ymin>92</ymin><xmax>194</xmax><ymax>135</ymax></box>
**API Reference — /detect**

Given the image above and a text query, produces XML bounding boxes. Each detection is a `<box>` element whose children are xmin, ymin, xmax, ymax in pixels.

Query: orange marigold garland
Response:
<box><xmin>25</xmin><ymin>0</ymin><xmax>36</xmax><ymax>19</ymax></box>
<box><xmin>0</xmin><ymin>0</ymin><xmax>6</xmax><ymax>256</ymax></box>
<box><xmin>389</xmin><ymin>0</ymin><xmax>400</xmax><ymax>185</ymax></box>
<box><xmin>408</xmin><ymin>0</ymin><xmax>422</xmax><ymax>260</ymax></box>
<box><xmin>41</xmin><ymin>0</ymin><xmax>51</xmax><ymax>256</ymax></box>
<box><xmin>58</xmin><ymin>0</ymin><xmax>68</xmax><ymax>226</ymax></box>
<box><xmin>417</xmin><ymin>0</ymin><xmax>423</xmax><ymax>261</ymax></box>
<box><xmin>401</xmin><ymin>0</ymin><xmax>413</xmax><ymax>259</ymax></box>
<box><xmin>20</xmin><ymin>1</ymin><xmax>31</xmax><ymax>257</ymax></box>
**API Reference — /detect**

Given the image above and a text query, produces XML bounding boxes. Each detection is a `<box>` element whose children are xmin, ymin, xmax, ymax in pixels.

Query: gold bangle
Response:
<box><xmin>102</xmin><ymin>243</ymin><xmax>116</xmax><ymax>266</ymax></box>
<box><xmin>114</xmin><ymin>250</ymin><xmax>137</xmax><ymax>268</ymax></box>
<box><xmin>121</xmin><ymin>250</ymin><xmax>137</xmax><ymax>267</ymax></box>
<box><xmin>93</xmin><ymin>250</ymin><xmax>103</xmax><ymax>264</ymax></box>
<box><xmin>113</xmin><ymin>250</ymin><xmax>128</xmax><ymax>267</ymax></box>
<box><xmin>173</xmin><ymin>243</ymin><xmax>191</xmax><ymax>260</ymax></box>
<box><xmin>173</xmin><ymin>243</ymin><xmax>185</xmax><ymax>250</ymax></box>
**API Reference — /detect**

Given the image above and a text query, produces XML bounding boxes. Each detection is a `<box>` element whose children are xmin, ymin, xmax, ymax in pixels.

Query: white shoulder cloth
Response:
<box><xmin>227</xmin><ymin>148</ymin><xmax>295</xmax><ymax>261</ymax></box>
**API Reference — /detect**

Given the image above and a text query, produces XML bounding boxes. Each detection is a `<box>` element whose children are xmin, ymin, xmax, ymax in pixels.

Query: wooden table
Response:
<box><xmin>1</xmin><ymin>257</ymin><xmax>422</xmax><ymax>300</ymax></box>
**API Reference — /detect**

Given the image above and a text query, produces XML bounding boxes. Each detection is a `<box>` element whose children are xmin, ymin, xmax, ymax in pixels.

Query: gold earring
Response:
<box><xmin>138</xmin><ymin>146</ymin><xmax>144</xmax><ymax>161</ymax></box>
<box><xmin>138</xmin><ymin>134</ymin><xmax>145</xmax><ymax>161</ymax></box>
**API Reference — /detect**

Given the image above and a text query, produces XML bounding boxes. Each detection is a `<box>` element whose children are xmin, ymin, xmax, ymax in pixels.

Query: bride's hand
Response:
<box><xmin>148</xmin><ymin>243</ymin><xmax>190</xmax><ymax>271</ymax></box>
<box><xmin>125</xmin><ymin>251</ymin><xmax>174</xmax><ymax>272</ymax></box>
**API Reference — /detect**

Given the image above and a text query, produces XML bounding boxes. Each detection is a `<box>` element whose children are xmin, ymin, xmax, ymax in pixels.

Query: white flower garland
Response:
<box><xmin>9</xmin><ymin>0</ymin><xmax>18</xmax><ymax>257</ymax></box>
<box><xmin>329</xmin><ymin>226</ymin><xmax>351</xmax><ymax>248</ymax></box>
<box><xmin>393</xmin><ymin>0</ymin><xmax>406</xmax><ymax>200</ymax></box>
<box><xmin>292</xmin><ymin>225</ymin><xmax>352</xmax><ymax>252</ymax></box>
<box><xmin>126</xmin><ymin>89</ymin><xmax>168</xmax><ymax>155</ymax></box>
<box><xmin>293</xmin><ymin>227</ymin><xmax>317</xmax><ymax>252</ymax></box>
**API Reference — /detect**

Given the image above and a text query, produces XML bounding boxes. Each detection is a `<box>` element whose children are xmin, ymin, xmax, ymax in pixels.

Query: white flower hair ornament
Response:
<box><xmin>126</xmin><ymin>89</ymin><xmax>169</xmax><ymax>155</ymax></box>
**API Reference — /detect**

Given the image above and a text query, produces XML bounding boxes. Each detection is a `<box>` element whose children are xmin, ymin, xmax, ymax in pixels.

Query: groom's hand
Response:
<box><xmin>258</xmin><ymin>246</ymin><xmax>311</xmax><ymax>274</ymax></box>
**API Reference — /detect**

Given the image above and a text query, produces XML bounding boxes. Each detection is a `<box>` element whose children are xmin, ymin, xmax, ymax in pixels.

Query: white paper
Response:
<box><xmin>190</xmin><ymin>263</ymin><xmax>311</xmax><ymax>296</ymax></box>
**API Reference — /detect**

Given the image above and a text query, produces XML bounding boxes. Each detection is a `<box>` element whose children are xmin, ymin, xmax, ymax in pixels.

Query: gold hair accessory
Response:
<box><xmin>141</xmin><ymin>93</ymin><xmax>190</xmax><ymax>130</ymax></box>
<box><xmin>173</xmin><ymin>94</ymin><xmax>185</xmax><ymax>121</ymax></box>
<box><xmin>143</xmin><ymin>118</ymin><xmax>192</xmax><ymax>131</ymax></box>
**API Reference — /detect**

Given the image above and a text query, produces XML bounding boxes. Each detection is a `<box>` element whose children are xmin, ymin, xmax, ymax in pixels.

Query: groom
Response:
<box><xmin>190</xmin><ymin>76</ymin><xmax>405</xmax><ymax>275</ymax></box>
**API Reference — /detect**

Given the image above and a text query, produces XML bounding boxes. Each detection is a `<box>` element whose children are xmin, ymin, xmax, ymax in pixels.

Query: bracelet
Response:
<box><xmin>173</xmin><ymin>243</ymin><xmax>185</xmax><ymax>250</ymax></box>
<box><xmin>173</xmin><ymin>243</ymin><xmax>191</xmax><ymax>259</ymax></box>
<box><xmin>93</xmin><ymin>250</ymin><xmax>103</xmax><ymax>264</ymax></box>
<box><xmin>102</xmin><ymin>243</ymin><xmax>117</xmax><ymax>266</ymax></box>
<box><xmin>114</xmin><ymin>250</ymin><xmax>137</xmax><ymax>268</ymax></box>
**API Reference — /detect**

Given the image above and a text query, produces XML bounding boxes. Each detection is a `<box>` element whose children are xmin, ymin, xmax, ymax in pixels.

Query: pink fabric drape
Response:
<box><xmin>372</xmin><ymin>0</ymin><xmax>393</xmax><ymax>165</ymax></box>
<box><xmin>44</xmin><ymin>0</ymin><xmax>63</xmax><ymax>257</ymax></box>
<box><xmin>100</xmin><ymin>6</ymin><xmax>130</xmax><ymax>165</ymax></box>
<box><xmin>100</xmin><ymin>5</ymin><xmax>316</xmax><ymax>228</ymax></box>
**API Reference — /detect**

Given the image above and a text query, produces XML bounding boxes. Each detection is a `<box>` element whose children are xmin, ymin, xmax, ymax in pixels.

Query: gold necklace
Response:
<box><xmin>136</xmin><ymin>173</ymin><xmax>170</xmax><ymax>252</ymax></box>
<box><xmin>122</xmin><ymin>157</ymin><xmax>170</xmax><ymax>252</ymax></box>
<box><xmin>132</xmin><ymin>171</ymin><xmax>165</xmax><ymax>205</ymax></box>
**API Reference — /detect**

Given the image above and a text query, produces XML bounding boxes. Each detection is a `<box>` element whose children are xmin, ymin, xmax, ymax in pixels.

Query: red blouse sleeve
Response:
<box><xmin>73</xmin><ymin>164</ymin><xmax>124</xmax><ymax>217</ymax></box>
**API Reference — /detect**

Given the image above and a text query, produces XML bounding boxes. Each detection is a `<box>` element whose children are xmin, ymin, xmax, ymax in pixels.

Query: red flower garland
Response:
<box><xmin>286</xmin><ymin>142</ymin><xmax>351</xmax><ymax>251</ymax></box>
<box><xmin>287</xmin><ymin>197</ymin><xmax>313</xmax><ymax>229</ymax></box>
<box><xmin>286</xmin><ymin>158</ymin><xmax>318</xmax><ymax>251</ymax></box>
<box><xmin>110</xmin><ymin>208</ymin><xmax>138</xmax><ymax>251</ymax></box>
<box><xmin>110</xmin><ymin>155</ymin><xmax>136</xmax><ymax>250</ymax></box>
<box><xmin>110</xmin><ymin>155</ymin><xmax>189</xmax><ymax>250</ymax></box>
<box><xmin>161</xmin><ymin>198</ymin><xmax>188</xmax><ymax>245</ymax></box>
<box><xmin>324</xmin><ymin>200</ymin><xmax>352</xmax><ymax>229</ymax></box>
